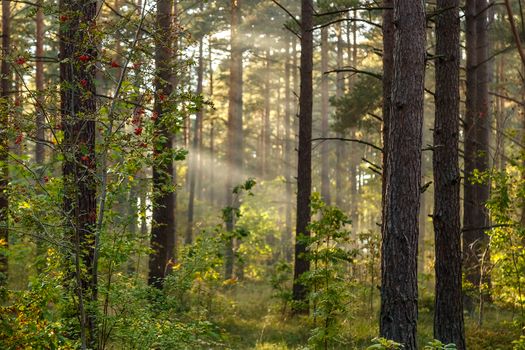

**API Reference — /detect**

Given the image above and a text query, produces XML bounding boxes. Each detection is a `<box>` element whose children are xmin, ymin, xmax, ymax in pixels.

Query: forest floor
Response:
<box><xmin>215</xmin><ymin>281</ymin><xmax>521</xmax><ymax>349</ymax></box>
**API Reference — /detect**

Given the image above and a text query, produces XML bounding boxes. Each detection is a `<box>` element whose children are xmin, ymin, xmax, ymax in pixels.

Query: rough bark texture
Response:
<box><xmin>433</xmin><ymin>1</ymin><xmax>466</xmax><ymax>347</ymax></box>
<box><xmin>380</xmin><ymin>0</ymin><xmax>393</xmax><ymax>228</ymax></box>
<box><xmin>292</xmin><ymin>0</ymin><xmax>313</xmax><ymax>310</ymax></box>
<box><xmin>186</xmin><ymin>37</ymin><xmax>204</xmax><ymax>245</ymax></box>
<box><xmin>224</xmin><ymin>0</ymin><xmax>243</xmax><ymax>279</ymax></box>
<box><xmin>0</xmin><ymin>0</ymin><xmax>10</xmax><ymax>285</ymax></box>
<box><xmin>379</xmin><ymin>0</ymin><xmax>426</xmax><ymax>348</ymax></box>
<box><xmin>463</xmin><ymin>0</ymin><xmax>491</xmax><ymax>310</ymax></box>
<box><xmin>320</xmin><ymin>27</ymin><xmax>331</xmax><ymax>205</ymax></box>
<box><xmin>149</xmin><ymin>0</ymin><xmax>176</xmax><ymax>288</ymax></box>
<box><xmin>59</xmin><ymin>0</ymin><xmax>98</xmax><ymax>345</ymax></box>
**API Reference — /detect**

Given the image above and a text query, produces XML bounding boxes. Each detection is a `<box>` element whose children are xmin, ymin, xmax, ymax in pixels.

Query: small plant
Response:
<box><xmin>424</xmin><ymin>339</ymin><xmax>457</xmax><ymax>350</ymax></box>
<box><xmin>367</xmin><ymin>337</ymin><xmax>403</xmax><ymax>350</ymax></box>
<box><xmin>301</xmin><ymin>193</ymin><xmax>356</xmax><ymax>349</ymax></box>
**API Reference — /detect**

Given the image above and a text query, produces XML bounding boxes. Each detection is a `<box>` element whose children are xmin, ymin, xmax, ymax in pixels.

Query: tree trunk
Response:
<box><xmin>224</xmin><ymin>0</ymin><xmax>243</xmax><ymax>279</ymax></box>
<box><xmin>262</xmin><ymin>49</ymin><xmax>271</xmax><ymax>179</ymax></box>
<box><xmin>320</xmin><ymin>27</ymin><xmax>331</xmax><ymax>205</ymax></box>
<box><xmin>433</xmin><ymin>1</ymin><xmax>465</xmax><ymax>347</ymax></box>
<box><xmin>284</xmin><ymin>35</ymin><xmax>293</xmax><ymax>263</ymax></box>
<box><xmin>292</xmin><ymin>0</ymin><xmax>313</xmax><ymax>311</ymax></box>
<box><xmin>186</xmin><ymin>36</ymin><xmax>204</xmax><ymax>245</ymax></box>
<box><xmin>335</xmin><ymin>23</ymin><xmax>344</xmax><ymax>209</ymax></box>
<box><xmin>59</xmin><ymin>0</ymin><xmax>98</xmax><ymax>346</ymax></box>
<box><xmin>148</xmin><ymin>0</ymin><xmax>176</xmax><ymax>288</ymax></box>
<box><xmin>463</xmin><ymin>0</ymin><xmax>491</xmax><ymax>311</ymax></box>
<box><xmin>0</xmin><ymin>0</ymin><xmax>10</xmax><ymax>285</ymax></box>
<box><xmin>35</xmin><ymin>2</ymin><xmax>45</xmax><ymax>165</ymax></box>
<box><xmin>379</xmin><ymin>0</ymin><xmax>426</xmax><ymax>348</ymax></box>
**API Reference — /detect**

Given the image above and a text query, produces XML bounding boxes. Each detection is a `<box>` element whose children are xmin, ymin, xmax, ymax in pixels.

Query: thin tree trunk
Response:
<box><xmin>335</xmin><ymin>23</ymin><xmax>344</xmax><ymax>209</ymax></box>
<box><xmin>59</xmin><ymin>0</ymin><xmax>98</xmax><ymax>346</ymax></box>
<box><xmin>35</xmin><ymin>2</ymin><xmax>45</xmax><ymax>164</ymax></box>
<box><xmin>262</xmin><ymin>49</ymin><xmax>271</xmax><ymax>179</ymax></box>
<box><xmin>284</xmin><ymin>35</ymin><xmax>293</xmax><ymax>263</ymax></box>
<box><xmin>433</xmin><ymin>0</ymin><xmax>465</xmax><ymax>347</ymax></box>
<box><xmin>149</xmin><ymin>0</ymin><xmax>176</xmax><ymax>288</ymax></box>
<box><xmin>186</xmin><ymin>36</ymin><xmax>204</xmax><ymax>245</ymax></box>
<box><xmin>224</xmin><ymin>0</ymin><xmax>243</xmax><ymax>279</ymax></box>
<box><xmin>320</xmin><ymin>27</ymin><xmax>331</xmax><ymax>205</ymax></box>
<box><xmin>379</xmin><ymin>0</ymin><xmax>426</xmax><ymax>348</ymax></box>
<box><xmin>292</xmin><ymin>0</ymin><xmax>313</xmax><ymax>311</ymax></box>
<box><xmin>0</xmin><ymin>0</ymin><xmax>10</xmax><ymax>285</ymax></box>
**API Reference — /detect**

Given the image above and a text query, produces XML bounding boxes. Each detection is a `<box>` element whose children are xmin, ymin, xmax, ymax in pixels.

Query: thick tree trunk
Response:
<box><xmin>224</xmin><ymin>0</ymin><xmax>243</xmax><ymax>279</ymax></box>
<box><xmin>186</xmin><ymin>37</ymin><xmax>204</xmax><ymax>245</ymax></box>
<box><xmin>320</xmin><ymin>27</ymin><xmax>331</xmax><ymax>205</ymax></box>
<box><xmin>59</xmin><ymin>0</ymin><xmax>98</xmax><ymax>346</ymax></box>
<box><xmin>292</xmin><ymin>0</ymin><xmax>313</xmax><ymax>311</ymax></box>
<box><xmin>0</xmin><ymin>0</ymin><xmax>10</xmax><ymax>285</ymax></box>
<box><xmin>463</xmin><ymin>0</ymin><xmax>491</xmax><ymax>312</ymax></box>
<box><xmin>379</xmin><ymin>1</ymin><xmax>426</xmax><ymax>348</ymax></box>
<box><xmin>433</xmin><ymin>1</ymin><xmax>465</xmax><ymax>348</ymax></box>
<box><xmin>149</xmin><ymin>0</ymin><xmax>176</xmax><ymax>288</ymax></box>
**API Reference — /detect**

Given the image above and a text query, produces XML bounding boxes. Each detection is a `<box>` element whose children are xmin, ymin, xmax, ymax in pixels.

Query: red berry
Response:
<box><xmin>110</xmin><ymin>60</ymin><xmax>120</xmax><ymax>68</ymax></box>
<box><xmin>16</xmin><ymin>56</ymin><xmax>26</xmax><ymax>65</ymax></box>
<box><xmin>151</xmin><ymin>112</ymin><xmax>158</xmax><ymax>121</ymax></box>
<box><xmin>79</xmin><ymin>55</ymin><xmax>90</xmax><ymax>62</ymax></box>
<box><xmin>80</xmin><ymin>79</ymin><xmax>87</xmax><ymax>87</ymax></box>
<box><xmin>60</xmin><ymin>15</ymin><xmax>68</xmax><ymax>22</ymax></box>
<box><xmin>81</xmin><ymin>155</ymin><xmax>90</xmax><ymax>162</ymax></box>
<box><xmin>15</xmin><ymin>133</ymin><xmax>23</xmax><ymax>145</ymax></box>
<box><xmin>134</xmin><ymin>127</ymin><xmax>143</xmax><ymax>136</ymax></box>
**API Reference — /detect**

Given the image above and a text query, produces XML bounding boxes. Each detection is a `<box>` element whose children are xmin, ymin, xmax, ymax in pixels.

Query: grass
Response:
<box><xmin>211</xmin><ymin>280</ymin><xmax>522</xmax><ymax>349</ymax></box>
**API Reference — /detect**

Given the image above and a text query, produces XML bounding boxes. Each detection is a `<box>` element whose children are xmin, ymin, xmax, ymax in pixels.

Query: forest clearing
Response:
<box><xmin>0</xmin><ymin>0</ymin><xmax>525</xmax><ymax>349</ymax></box>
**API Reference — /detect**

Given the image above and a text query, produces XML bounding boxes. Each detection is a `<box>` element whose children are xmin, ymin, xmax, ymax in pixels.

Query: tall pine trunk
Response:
<box><xmin>59</xmin><ymin>0</ymin><xmax>98</xmax><ymax>345</ymax></box>
<box><xmin>433</xmin><ymin>0</ymin><xmax>465</xmax><ymax>347</ymax></box>
<box><xmin>149</xmin><ymin>0</ymin><xmax>176</xmax><ymax>288</ymax></box>
<box><xmin>463</xmin><ymin>0</ymin><xmax>491</xmax><ymax>312</ymax></box>
<box><xmin>292</xmin><ymin>0</ymin><xmax>313</xmax><ymax>311</ymax></box>
<box><xmin>186</xmin><ymin>36</ymin><xmax>204</xmax><ymax>245</ymax></box>
<box><xmin>0</xmin><ymin>0</ymin><xmax>10</xmax><ymax>285</ymax></box>
<box><xmin>379</xmin><ymin>0</ymin><xmax>426</xmax><ymax>348</ymax></box>
<box><xmin>224</xmin><ymin>0</ymin><xmax>243</xmax><ymax>279</ymax></box>
<box><xmin>320</xmin><ymin>27</ymin><xmax>330</xmax><ymax>205</ymax></box>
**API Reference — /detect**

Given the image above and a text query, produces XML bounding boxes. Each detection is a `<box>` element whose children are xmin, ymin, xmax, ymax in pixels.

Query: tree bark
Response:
<box><xmin>320</xmin><ymin>27</ymin><xmax>331</xmax><ymax>205</ymax></box>
<box><xmin>149</xmin><ymin>0</ymin><xmax>176</xmax><ymax>288</ymax></box>
<box><xmin>0</xmin><ymin>0</ymin><xmax>10</xmax><ymax>285</ymax></box>
<box><xmin>433</xmin><ymin>1</ymin><xmax>465</xmax><ymax>347</ymax></box>
<box><xmin>463</xmin><ymin>0</ymin><xmax>491</xmax><ymax>311</ymax></box>
<box><xmin>59</xmin><ymin>0</ymin><xmax>98</xmax><ymax>346</ymax></box>
<box><xmin>224</xmin><ymin>0</ymin><xmax>243</xmax><ymax>279</ymax></box>
<box><xmin>292</xmin><ymin>0</ymin><xmax>313</xmax><ymax>311</ymax></box>
<box><xmin>379</xmin><ymin>0</ymin><xmax>426</xmax><ymax>348</ymax></box>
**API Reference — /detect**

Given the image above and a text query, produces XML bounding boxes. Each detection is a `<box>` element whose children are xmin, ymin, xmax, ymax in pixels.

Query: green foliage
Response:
<box><xmin>331</xmin><ymin>74</ymin><xmax>382</xmax><ymax>132</ymax></box>
<box><xmin>0</xmin><ymin>276</ymin><xmax>77</xmax><ymax>349</ymax></box>
<box><xmin>301</xmin><ymin>193</ymin><xmax>356</xmax><ymax>349</ymax></box>
<box><xmin>367</xmin><ymin>337</ymin><xmax>403</xmax><ymax>350</ymax></box>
